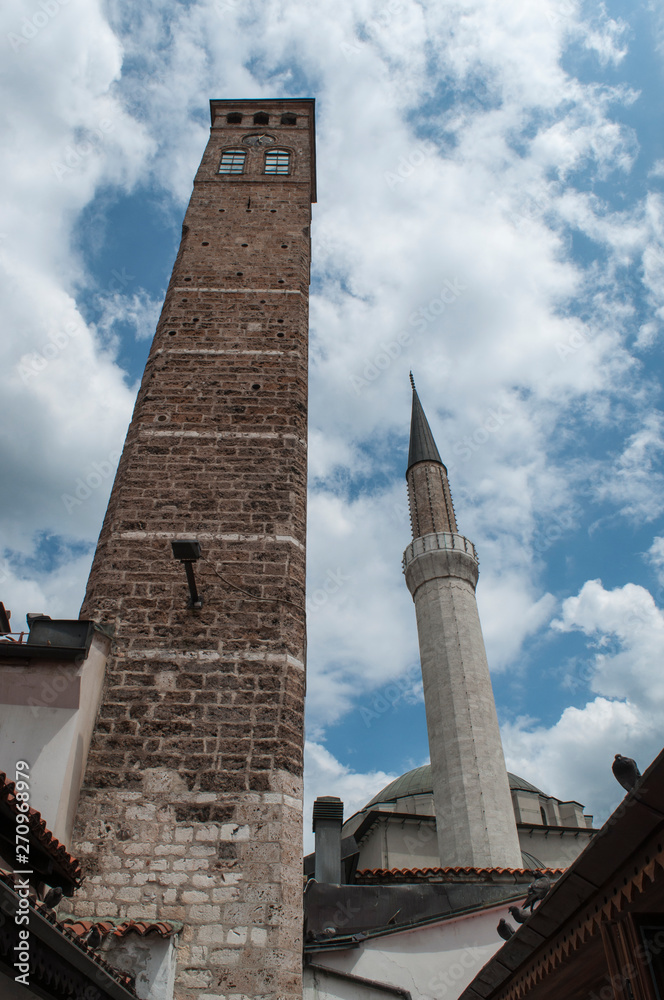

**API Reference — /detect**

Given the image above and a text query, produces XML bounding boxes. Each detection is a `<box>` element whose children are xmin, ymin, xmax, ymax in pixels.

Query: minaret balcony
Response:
<box><xmin>403</xmin><ymin>531</ymin><xmax>478</xmax><ymax>570</ymax></box>
<box><xmin>402</xmin><ymin>531</ymin><xmax>480</xmax><ymax>595</ymax></box>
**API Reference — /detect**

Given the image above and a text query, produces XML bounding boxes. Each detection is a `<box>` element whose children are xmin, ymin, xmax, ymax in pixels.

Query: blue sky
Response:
<box><xmin>2</xmin><ymin>0</ymin><xmax>664</xmax><ymax>850</ymax></box>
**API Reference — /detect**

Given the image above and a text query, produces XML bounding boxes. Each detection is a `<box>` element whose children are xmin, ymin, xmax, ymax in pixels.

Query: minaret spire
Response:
<box><xmin>406</xmin><ymin>381</ymin><xmax>457</xmax><ymax>538</ymax></box>
<box><xmin>407</xmin><ymin>382</ymin><xmax>443</xmax><ymax>472</ymax></box>
<box><xmin>403</xmin><ymin>380</ymin><xmax>522</xmax><ymax>870</ymax></box>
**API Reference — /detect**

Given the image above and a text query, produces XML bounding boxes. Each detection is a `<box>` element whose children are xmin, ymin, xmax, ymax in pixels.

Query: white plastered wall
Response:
<box><xmin>0</xmin><ymin>632</ymin><xmax>110</xmax><ymax>844</ymax></box>
<box><xmin>306</xmin><ymin>903</ymin><xmax>513</xmax><ymax>1000</ymax></box>
<box><xmin>102</xmin><ymin>935</ymin><xmax>179</xmax><ymax>1000</ymax></box>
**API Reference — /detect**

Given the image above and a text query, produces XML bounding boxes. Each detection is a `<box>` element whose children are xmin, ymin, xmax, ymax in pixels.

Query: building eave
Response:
<box><xmin>0</xmin><ymin>878</ymin><xmax>137</xmax><ymax>1000</ymax></box>
<box><xmin>459</xmin><ymin>746</ymin><xmax>664</xmax><ymax>1000</ymax></box>
<box><xmin>305</xmin><ymin>893</ymin><xmax>529</xmax><ymax>953</ymax></box>
<box><xmin>0</xmin><ymin>772</ymin><xmax>82</xmax><ymax>892</ymax></box>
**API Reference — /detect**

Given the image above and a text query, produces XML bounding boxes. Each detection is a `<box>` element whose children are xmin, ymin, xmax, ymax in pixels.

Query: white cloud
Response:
<box><xmin>503</xmin><ymin>696</ymin><xmax>644</xmax><ymax>826</ymax></box>
<box><xmin>579</xmin><ymin>8</ymin><xmax>629</xmax><ymax>67</ymax></box>
<box><xmin>95</xmin><ymin>287</ymin><xmax>164</xmax><ymax>343</ymax></box>
<box><xmin>647</xmin><ymin>536</ymin><xmax>664</xmax><ymax>587</ymax></box>
<box><xmin>478</xmin><ymin>574</ymin><xmax>557</xmax><ymax>670</ymax></box>
<box><xmin>591</xmin><ymin>412</ymin><xmax>664</xmax><ymax>521</ymax></box>
<box><xmin>303</xmin><ymin>740</ymin><xmax>399</xmax><ymax>853</ymax></box>
<box><xmin>640</xmin><ymin>193</ymin><xmax>664</xmax><ymax>338</ymax></box>
<box><xmin>0</xmin><ymin>548</ymin><xmax>96</xmax><ymax>633</ymax></box>
<box><xmin>503</xmin><ymin>580</ymin><xmax>664</xmax><ymax>825</ymax></box>
<box><xmin>0</xmin><ymin>0</ymin><xmax>151</xmax><ymax>603</ymax></box>
<box><xmin>552</xmin><ymin>579</ymin><xmax>664</xmax><ymax>704</ymax></box>
<box><xmin>305</xmin><ymin>485</ymin><xmax>420</xmax><ymax>734</ymax></box>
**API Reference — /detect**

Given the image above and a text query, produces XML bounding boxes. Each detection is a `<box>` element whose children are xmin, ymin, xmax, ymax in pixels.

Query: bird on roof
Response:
<box><xmin>508</xmin><ymin>904</ymin><xmax>530</xmax><ymax>924</ymax></box>
<box><xmin>43</xmin><ymin>886</ymin><xmax>63</xmax><ymax>909</ymax></box>
<box><xmin>612</xmin><ymin>754</ymin><xmax>641</xmax><ymax>792</ymax></box>
<box><xmin>84</xmin><ymin>924</ymin><xmax>102</xmax><ymax>949</ymax></box>
<box><xmin>497</xmin><ymin>919</ymin><xmax>515</xmax><ymax>941</ymax></box>
<box><xmin>524</xmin><ymin>876</ymin><xmax>551</xmax><ymax>913</ymax></box>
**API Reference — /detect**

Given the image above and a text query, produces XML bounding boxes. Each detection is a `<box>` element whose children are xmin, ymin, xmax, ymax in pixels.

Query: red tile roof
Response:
<box><xmin>0</xmin><ymin>771</ymin><xmax>82</xmax><ymax>887</ymax></box>
<box><xmin>356</xmin><ymin>865</ymin><xmax>565</xmax><ymax>883</ymax></box>
<box><xmin>62</xmin><ymin>919</ymin><xmax>179</xmax><ymax>940</ymax></box>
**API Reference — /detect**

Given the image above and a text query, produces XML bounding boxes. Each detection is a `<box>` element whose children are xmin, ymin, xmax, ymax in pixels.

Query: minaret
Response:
<box><xmin>70</xmin><ymin>100</ymin><xmax>315</xmax><ymax>1000</ymax></box>
<box><xmin>403</xmin><ymin>378</ymin><xmax>522</xmax><ymax>869</ymax></box>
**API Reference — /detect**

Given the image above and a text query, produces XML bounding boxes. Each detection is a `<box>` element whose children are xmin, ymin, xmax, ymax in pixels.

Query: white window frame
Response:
<box><xmin>264</xmin><ymin>149</ymin><xmax>290</xmax><ymax>175</ymax></box>
<box><xmin>218</xmin><ymin>149</ymin><xmax>246</xmax><ymax>174</ymax></box>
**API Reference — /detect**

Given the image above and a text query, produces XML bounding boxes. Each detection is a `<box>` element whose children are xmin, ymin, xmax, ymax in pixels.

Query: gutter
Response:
<box><xmin>305</xmin><ymin>892</ymin><xmax>528</xmax><ymax>952</ymax></box>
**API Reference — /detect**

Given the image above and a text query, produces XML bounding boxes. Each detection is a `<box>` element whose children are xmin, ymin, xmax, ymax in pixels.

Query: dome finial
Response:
<box><xmin>409</xmin><ymin>371</ymin><xmax>416</xmax><ymax>391</ymax></box>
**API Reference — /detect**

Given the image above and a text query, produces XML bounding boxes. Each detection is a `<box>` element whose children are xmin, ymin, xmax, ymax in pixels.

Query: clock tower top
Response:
<box><xmin>207</xmin><ymin>97</ymin><xmax>316</xmax><ymax>201</ymax></box>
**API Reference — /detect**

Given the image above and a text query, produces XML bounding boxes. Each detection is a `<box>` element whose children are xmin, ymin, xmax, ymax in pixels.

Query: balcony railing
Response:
<box><xmin>402</xmin><ymin>531</ymin><xmax>478</xmax><ymax>572</ymax></box>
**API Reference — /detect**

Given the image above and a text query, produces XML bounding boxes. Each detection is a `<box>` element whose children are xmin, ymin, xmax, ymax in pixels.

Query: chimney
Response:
<box><xmin>312</xmin><ymin>796</ymin><xmax>344</xmax><ymax>884</ymax></box>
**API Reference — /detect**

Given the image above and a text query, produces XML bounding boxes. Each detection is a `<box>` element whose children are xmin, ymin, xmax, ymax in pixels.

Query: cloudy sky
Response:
<box><xmin>2</xmin><ymin>0</ymin><xmax>664</xmax><ymax>850</ymax></box>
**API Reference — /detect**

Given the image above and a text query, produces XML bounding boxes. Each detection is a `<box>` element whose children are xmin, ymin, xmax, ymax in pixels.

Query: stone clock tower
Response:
<box><xmin>71</xmin><ymin>99</ymin><xmax>316</xmax><ymax>1000</ymax></box>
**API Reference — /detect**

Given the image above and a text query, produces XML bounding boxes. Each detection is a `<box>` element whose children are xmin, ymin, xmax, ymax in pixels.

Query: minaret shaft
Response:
<box><xmin>404</xmin><ymin>390</ymin><xmax>521</xmax><ymax>869</ymax></box>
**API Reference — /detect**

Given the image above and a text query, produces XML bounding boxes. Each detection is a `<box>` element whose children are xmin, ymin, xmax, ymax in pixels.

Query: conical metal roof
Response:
<box><xmin>407</xmin><ymin>385</ymin><xmax>443</xmax><ymax>474</ymax></box>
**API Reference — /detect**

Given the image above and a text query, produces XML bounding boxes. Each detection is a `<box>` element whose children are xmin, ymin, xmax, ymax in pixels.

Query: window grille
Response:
<box><xmin>264</xmin><ymin>150</ymin><xmax>290</xmax><ymax>175</ymax></box>
<box><xmin>218</xmin><ymin>150</ymin><xmax>246</xmax><ymax>174</ymax></box>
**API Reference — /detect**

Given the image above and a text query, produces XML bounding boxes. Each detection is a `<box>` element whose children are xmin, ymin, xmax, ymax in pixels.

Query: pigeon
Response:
<box><xmin>524</xmin><ymin>876</ymin><xmax>551</xmax><ymax>913</ymax></box>
<box><xmin>508</xmin><ymin>904</ymin><xmax>530</xmax><ymax>924</ymax></box>
<box><xmin>43</xmin><ymin>886</ymin><xmax>63</xmax><ymax>909</ymax></box>
<box><xmin>497</xmin><ymin>919</ymin><xmax>515</xmax><ymax>941</ymax></box>
<box><xmin>612</xmin><ymin>754</ymin><xmax>641</xmax><ymax>793</ymax></box>
<box><xmin>84</xmin><ymin>925</ymin><xmax>102</xmax><ymax>949</ymax></box>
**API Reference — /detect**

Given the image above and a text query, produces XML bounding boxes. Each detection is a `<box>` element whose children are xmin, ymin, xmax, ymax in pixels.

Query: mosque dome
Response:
<box><xmin>366</xmin><ymin>764</ymin><xmax>543</xmax><ymax>808</ymax></box>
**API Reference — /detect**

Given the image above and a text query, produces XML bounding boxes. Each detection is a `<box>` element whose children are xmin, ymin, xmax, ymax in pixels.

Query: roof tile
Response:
<box><xmin>357</xmin><ymin>865</ymin><xmax>565</xmax><ymax>883</ymax></box>
<box><xmin>62</xmin><ymin>918</ymin><xmax>180</xmax><ymax>939</ymax></box>
<box><xmin>0</xmin><ymin>771</ymin><xmax>82</xmax><ymax>886</ymax></box>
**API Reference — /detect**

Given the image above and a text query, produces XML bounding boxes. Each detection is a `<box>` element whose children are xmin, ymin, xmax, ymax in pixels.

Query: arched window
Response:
<box><xmin>264</xmin><ymin>149</ymin><xmax>290</xmax><ymax>175</ymax></box>
<box><xmin>218</xmin><ymin>149</ymin><xmax>246</xmax><ymax>174</ymax></box>
<box><xmin>253</xmin><ymin>112</ymin><xmax>269</xmax><ymax>125</ymax></box>
<box><xmin>226</xmin><ymin>112</ymin><xmax>242</xmax><ymax>124</ymax></box>
<box><xmin>540</xmin><ymin>806</ymin><xmax>548</xmax><ymax>825</ymax></box>
<box><xmin>281</xmin><ymin>113</ymin><xmax>296</xmax><ymax>125</ymax></box>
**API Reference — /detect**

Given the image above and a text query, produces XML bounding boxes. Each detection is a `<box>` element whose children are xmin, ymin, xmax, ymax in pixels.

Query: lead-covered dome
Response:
<box><xmin>366</xmin><ymin>764</ymin><xmax>543</xmax><ymax>808</ymax></box>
